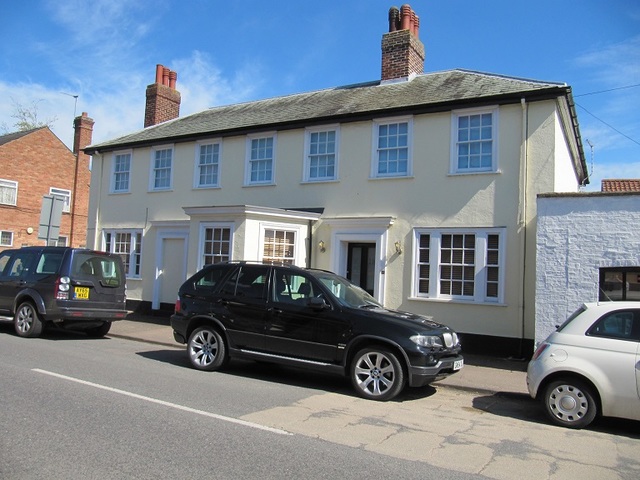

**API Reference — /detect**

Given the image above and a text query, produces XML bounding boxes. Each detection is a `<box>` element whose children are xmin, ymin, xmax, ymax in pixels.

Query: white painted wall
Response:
<box><xmin>535</xmin><ymin>193</ymin><xmax>640</xmax><ymax>346</ymax></box>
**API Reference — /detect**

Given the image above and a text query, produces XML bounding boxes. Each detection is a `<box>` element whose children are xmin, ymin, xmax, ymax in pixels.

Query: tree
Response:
<box><xmin>1</xmin><ymin>99</ymin><xmax>58</xmax><ymax>133</ymax></box>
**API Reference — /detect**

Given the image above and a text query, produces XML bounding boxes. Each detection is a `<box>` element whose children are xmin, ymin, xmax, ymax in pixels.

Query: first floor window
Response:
<box><xmin>0</xmin><ymin>230</ymin><xmax>13</xmax><ymax>247</ymax></box>
<box><xmin>202</xmin><ymin>226</ymin><xmax>231</xmax><ymax>265</ymax></box>
<box><xmin>0</xmin><ymin>179</ymin><xmax>18</xmax><ymax>206</ymax></box>
<box><xmin>305</xmin><ymin>128</ymin><xmax>337</xmax><ymax>181</ymax></box>
<box><xmin>600</xmin><ymin>268</ymin><xmax>640</xmax><ymax>301</ymax></box>
<box><xmin>196</xmin><ymin>142</ymin><xmax>220</xmax><ymax>188</ymax></box>
<box><xmin>50</xmin><ymin>187</ymin><xmax>71</xmax><ymax>213</ymax></box>
<box><xmin>263</xmin><ymin>229</ymin><xmax>295</xmax><ymax>265</ymax></box>
<box><xmin>373</xmin><ymin>118</ymin><xmax>411</xmax><ymax>178</ymax></box>
<box><xmin>452</xmin><ymin>108</ymin><xmax>497</xmax><ymax>174</ymax></box>
<box><xmin>113</xmin><ymin>152</ymin><xmax>131</xmax><ymax>192</ymax></box>
<box><xmin>151</xmin><ymin>147</ymin><xmax>173</xmax><ymax>190</ymax></box>
<box><xmin>247</xmin><ymin>135</ymin><xmax>274</xmax><ymax>184</ymax></box>
<box><xmin>414</xmin><ymin>228</ymin><xmax>504</xmax><ymax>303</ymax></box>
<box><xmin>104</xmin><ymin>230</ymin><xmax>142</xmax><ymax>278</ymax></box>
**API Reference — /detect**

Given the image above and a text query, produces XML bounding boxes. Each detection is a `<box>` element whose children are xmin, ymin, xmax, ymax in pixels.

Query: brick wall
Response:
<box><xmin>0</xmin><ymin>127</ymin><xmax>91</xmax><ymax>249</ymax></box>
<box><xmin>535</xmin><ymin>193</ymin><xmax>640</xmax><ymax>344</ymax></box>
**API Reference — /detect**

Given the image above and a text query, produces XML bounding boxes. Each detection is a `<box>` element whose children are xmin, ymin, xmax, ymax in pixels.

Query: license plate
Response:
<box><xmin>74</xmin><ymin>287</ymin><xmax>90</xmax><ymax>300</ymax></box>
<box><xmin>453</xmin><ymin>359</ymin><xmax>464</xmax><ymax>371</ymax></box>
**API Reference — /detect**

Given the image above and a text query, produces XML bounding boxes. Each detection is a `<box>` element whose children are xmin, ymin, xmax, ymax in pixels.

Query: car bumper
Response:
<box><xmin>408</xmin><ymin>354</ymin><xmax>464</xmax><ymax>387</ymax></box>
<box><xmin>52</xmin><ymin>307</ymin><xmax>128</xmax><ymax>321</ymax></box>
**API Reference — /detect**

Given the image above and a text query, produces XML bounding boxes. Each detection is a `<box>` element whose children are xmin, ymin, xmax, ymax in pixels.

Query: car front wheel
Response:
<box><xmin>187</xmin><ymin>326</ymin><xmax>227</xmax><ymax>371</ymax></box>
<box><xmin>542</xmin><ymin>379</ymin><xmax>598</xmax><ymax>429</ymax></box>
<box><xmin>350</xmin><ymin>347</ymin><xmax>405</xmax><ymax>401</ymax></box>
<box><xmin>14</xmin><ymin>301</ymin><xmax>44</xmax><ymax>338</ymax></box>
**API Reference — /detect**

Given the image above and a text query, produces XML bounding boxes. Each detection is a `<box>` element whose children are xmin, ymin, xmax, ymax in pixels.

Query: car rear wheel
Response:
<box><xmin>188</xmin><ymin>326</ymin><xmax>227</xmax><ymax>371</ymax></box>
<box><xmin>14</xmin><ymin>301</ymin><xmax>44</xmax><ymax>338</ymax></box>
<box><xmin>350</xmin><ymin>347</ymin><xmax>405</xmax><ymax>401</ymax></box>
<box><xmin>85</xmin><ymin>322</ymin><xmax>112</xmax><ymax>338</ymax></box>
<box><xmin>543</xmin><ymin>379</ymin><xmax>597</xmax><ymax>429</ymax></box>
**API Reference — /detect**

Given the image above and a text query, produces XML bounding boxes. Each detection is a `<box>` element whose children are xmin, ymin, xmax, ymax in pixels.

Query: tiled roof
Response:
<box><xmin>601</xmin><ymin>179</ymin><xmax>640</xmax><ymax>192</ymax></box>
<box><xmin>86</xmin><ymin>69</ymin><xmax>570</xmax><ymax>153</ymax></box>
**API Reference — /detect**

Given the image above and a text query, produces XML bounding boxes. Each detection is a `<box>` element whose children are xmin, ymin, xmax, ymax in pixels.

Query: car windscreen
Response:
<box><xmin>310</xmin><ymin>271</ymin><xmax>381</xmax><ymax>309</ymax></box>
<box><xmin>71</xmin><ymin>252</ymin><xmax>123</xmax><ymax>287</ymax></box>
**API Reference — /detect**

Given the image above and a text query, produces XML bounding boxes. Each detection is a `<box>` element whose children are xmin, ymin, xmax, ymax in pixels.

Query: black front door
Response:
<box><xmin>347</xmin><ymin>243</ymin><xmax>375</xmax><ymax>296</ymax></box>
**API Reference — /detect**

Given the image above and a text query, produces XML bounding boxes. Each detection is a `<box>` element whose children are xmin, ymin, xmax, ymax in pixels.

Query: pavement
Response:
<box><xmin>109</xmin><ymin>315</ymin><xmax>530</xmax><ymax>396</ymax></box>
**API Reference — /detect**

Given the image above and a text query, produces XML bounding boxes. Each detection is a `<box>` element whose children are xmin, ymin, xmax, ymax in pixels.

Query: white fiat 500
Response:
<box><xmin>527</xmin><ymin>302</ymin><xmax>640</xmax><ymax>429</ymax></box>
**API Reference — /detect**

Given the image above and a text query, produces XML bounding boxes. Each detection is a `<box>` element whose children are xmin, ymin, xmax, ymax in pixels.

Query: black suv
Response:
<box><xmin>171</xmin><ymin>262</ymin><xmax>463</xmax><ymax>401</ymax></box>
<box><xmin>0</xmin><ymin>247</ymin><xmax>127</xmax><ymax>338</ymax></box>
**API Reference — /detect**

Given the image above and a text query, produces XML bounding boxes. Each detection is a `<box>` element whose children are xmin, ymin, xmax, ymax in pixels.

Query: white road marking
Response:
<box><xmin>32</xmin><ymin>368</ymin><xmax>292</xmax><ymax>436</ymax></box>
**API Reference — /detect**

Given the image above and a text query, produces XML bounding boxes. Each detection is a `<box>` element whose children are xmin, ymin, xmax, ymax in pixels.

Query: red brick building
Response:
<box><xmin>0</xmin><ymin>113</ymin><xmax>94</xmax><ymax>250</ymax></box>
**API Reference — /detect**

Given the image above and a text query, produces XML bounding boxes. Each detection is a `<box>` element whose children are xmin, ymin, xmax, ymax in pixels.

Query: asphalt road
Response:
<box><xmin>1</xmin><ymin>324</ymin><xmax>639</xmax><ymax>480</ymax></box>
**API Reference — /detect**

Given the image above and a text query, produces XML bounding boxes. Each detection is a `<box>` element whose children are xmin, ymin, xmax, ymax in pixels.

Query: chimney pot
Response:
<box><xmin>162</xmin><ymin>67</ymin><xmax>170</xmax><ymax>86</ymax></box>
<box><xmin>388</xmin><ymin>6</ymin><xmax>400</xmax><ymax>32</ymax></box>
<box><xmin>169</xmin><ymin>70</ymin><xmax>177</xmax><ymax>89</ymax></box>
<box><xmin>155</xmin><ymin>64</ymin><xmax>164</xmax><ymax>84</ymax></box>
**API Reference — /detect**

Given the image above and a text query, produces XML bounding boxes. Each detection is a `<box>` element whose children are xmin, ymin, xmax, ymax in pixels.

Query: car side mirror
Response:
<box><xmin>308</xmin><ymin>297</ymin><xmax>329</xmax><ymax>311</ymax></box>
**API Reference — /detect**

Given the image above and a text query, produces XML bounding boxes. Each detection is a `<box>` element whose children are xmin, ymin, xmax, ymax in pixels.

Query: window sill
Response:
<box><xmin>368</xmin><ymin>175</ymin><xmax>414</xmax><ymax>181</ymax></box>
<box><xmin>243</xmin><ymin>183</ymin><xmax>276</xmax><ymax>188</ymax></box>
<box><xmin>408</xmin><ymin>296</ymin><xmax>506</xmax><ymax>307</ymax></box>
<box><xmin>301</xmin><ymin>179</ymin><xmax>339</xmax><ymax>185</ymax></box>
<box><xmin>448</xmin><ymin>169</ymin><xmax>501</xmax><ymax>177</ymax></box>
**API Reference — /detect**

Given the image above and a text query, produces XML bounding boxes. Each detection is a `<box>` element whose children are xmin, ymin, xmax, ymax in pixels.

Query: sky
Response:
<box><xmin>1</xmin><ymin>0</ymin><xmax>639</xmax><ymax>191</ymax></box>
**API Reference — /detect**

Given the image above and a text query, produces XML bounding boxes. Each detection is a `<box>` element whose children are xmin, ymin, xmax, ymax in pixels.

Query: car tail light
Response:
<box><xmin>55</xmin><ymin>276</ymin><xmax>70</xmax><ymax>300</ymax></box>
<box><xmin>531</xmin><ymin>342</ymin><xmax>550</xmax><ymax>361</ymax></box>
<box><xmin>174</xmin><ymin>298</ymin><xmax>181</xmax><ymax>313</ymax></box>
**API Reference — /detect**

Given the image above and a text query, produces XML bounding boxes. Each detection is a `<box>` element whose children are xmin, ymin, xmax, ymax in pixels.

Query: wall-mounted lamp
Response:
<box><xmin>394</xmin><ymin>241</ymin><xmax>403</xmax><ymax>255</ymax></box>
<box><xmin>318</xmin><ymin>240</ymin><xmax>326</xmax><ymax>253</ymax></box>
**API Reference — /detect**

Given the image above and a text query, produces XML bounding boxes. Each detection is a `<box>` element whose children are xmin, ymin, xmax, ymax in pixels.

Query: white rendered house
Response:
<box><xmin>85</xmin><ymin>5</ymin><xmax>588</xmax><ymax>355</ymax></box>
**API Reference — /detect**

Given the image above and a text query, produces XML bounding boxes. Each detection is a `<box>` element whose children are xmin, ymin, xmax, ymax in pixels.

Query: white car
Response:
<box><xmin>527</xmin><ymin>302</ymin><xmax>640</xmax><ymax>429</ymax></box>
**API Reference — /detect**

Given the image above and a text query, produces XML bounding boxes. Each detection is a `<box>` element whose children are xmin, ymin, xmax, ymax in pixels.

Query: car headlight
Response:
<box><xmin>410</xmin><ymin>334</ymin><xmax>443</xmax><ymax>348</ymax></box>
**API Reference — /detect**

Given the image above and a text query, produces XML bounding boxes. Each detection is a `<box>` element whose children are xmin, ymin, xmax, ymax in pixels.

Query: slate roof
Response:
<box><xmin>601</xmin><ymin>179</ymin><xmax>640</xmax><ymax>192</ymax></box>
<box><xmin>86</xmin><ymin>69</ymin><xmax>575</xmax><ymax>154</ymax></box>
<box><xmin>0</xmin><ymin>127</ymin><xmax>46</xmax><ymax>147</ymax></box>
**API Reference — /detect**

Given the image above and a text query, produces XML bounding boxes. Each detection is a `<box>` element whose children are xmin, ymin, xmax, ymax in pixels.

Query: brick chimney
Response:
<box><xmin>144</xmin><ymin>64</ymin><xmax>181</xmax><ymax>127</ymax></box>
<box><xmin>73</xmin><ymin>111</ymin><xmax>94</xmax><ymax>155</ymax></box>
<box><xmin>71</xmin><ymin>112</ymin><xmax>94</xmax><ymax>247</ymax></box>
<box><xmin>381</xmin><ymin>5</ymin><xmax>425</xmax><ymax>82</ymax></box>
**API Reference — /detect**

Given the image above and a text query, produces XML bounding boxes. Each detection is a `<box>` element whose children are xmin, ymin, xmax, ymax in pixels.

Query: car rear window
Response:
<box><xmin>556</xmin><ymin>305</ymin><xmax>587</xmax><ymax>332</ymax></box>
<box><xmin>71</xmin><ymin>252</ymin><xmax>123</xmax><ymax>287</ymax></box>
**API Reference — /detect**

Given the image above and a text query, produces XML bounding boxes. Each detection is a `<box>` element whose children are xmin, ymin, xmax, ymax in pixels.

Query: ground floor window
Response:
<box><xmin>600</xmin><ymin>268</ymin><xmax>640</xmax><ymax>301</ymax></box>
<box><xmin>0</xmin><ymin>230</ymin><xmax>13</xmax><ymax>247</ymax></box>
<box><xmin>414</xmin><ymin>228</ymin><xmax>504</xmax><ymax>303</ymax></box>
<box><xmin>104</xmin><ymin>229</ymin><xmax>142</xmax><ymax>278</ymax></box>
<box><xmin>202</xmin><ymin>226</ymin><xmax>231</xmax><ymax>265</ymax></box>
<box><xmin>262</xmin><ymin>228</ymin><xmax>296</xmax><ymax>265</ymax></box>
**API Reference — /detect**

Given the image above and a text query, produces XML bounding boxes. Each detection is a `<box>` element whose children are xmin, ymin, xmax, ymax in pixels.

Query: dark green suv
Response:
<box><xmin>0</xmin><ymin>247</ymin><xmax>127</xmax><ymax>338</ymax></box>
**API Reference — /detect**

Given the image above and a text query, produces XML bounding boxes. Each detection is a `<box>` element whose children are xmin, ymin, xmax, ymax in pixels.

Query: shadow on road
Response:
<box><xmin>136</xmin><ymin>348</ymin><xmax>439</xmax><ymax>402</ymax></box>
<box><xmin>472</xmin><ymin>391</ymin><xmax>640</xmax><ymax>438</ymax></box>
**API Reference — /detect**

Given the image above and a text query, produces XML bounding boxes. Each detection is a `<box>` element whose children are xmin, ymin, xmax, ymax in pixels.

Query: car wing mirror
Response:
<box><xmin>308</xmin><ymin>297</ymin><xmax>329</xmax><ymax>311</ymax></box>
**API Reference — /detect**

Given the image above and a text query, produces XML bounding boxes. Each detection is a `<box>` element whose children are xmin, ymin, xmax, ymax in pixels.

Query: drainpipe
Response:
<box><xmin>517</xmin><ymin>97</ymin><xmax>529</xmax><ymax>358</ymax></box>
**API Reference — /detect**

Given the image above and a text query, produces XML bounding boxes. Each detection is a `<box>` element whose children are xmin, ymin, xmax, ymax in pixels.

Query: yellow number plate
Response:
<box><xmin>74</xmin><ymin>287</ymin><xmax>90</xmax><ymax>300</ymax></box>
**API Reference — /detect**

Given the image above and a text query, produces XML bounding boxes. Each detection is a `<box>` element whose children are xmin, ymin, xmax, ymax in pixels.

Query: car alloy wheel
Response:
<box><xmin>14</xmin><ymin>301</ymin><xmax>44</xmax><ymax>338</ymax></box>
<box><xmin>543</xmin><ymin>379</ymin><xmax>597</xmax><ymax>429</ymax></box>
<box><xmin>187</xmin><ymin>326</ymin><xmax>227</xmax><ymax>371</ymax></box>
<box><xmin>351</xmin><ymin>347</ymin><xmax>405</xmax><ymax>401</ymax></box>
